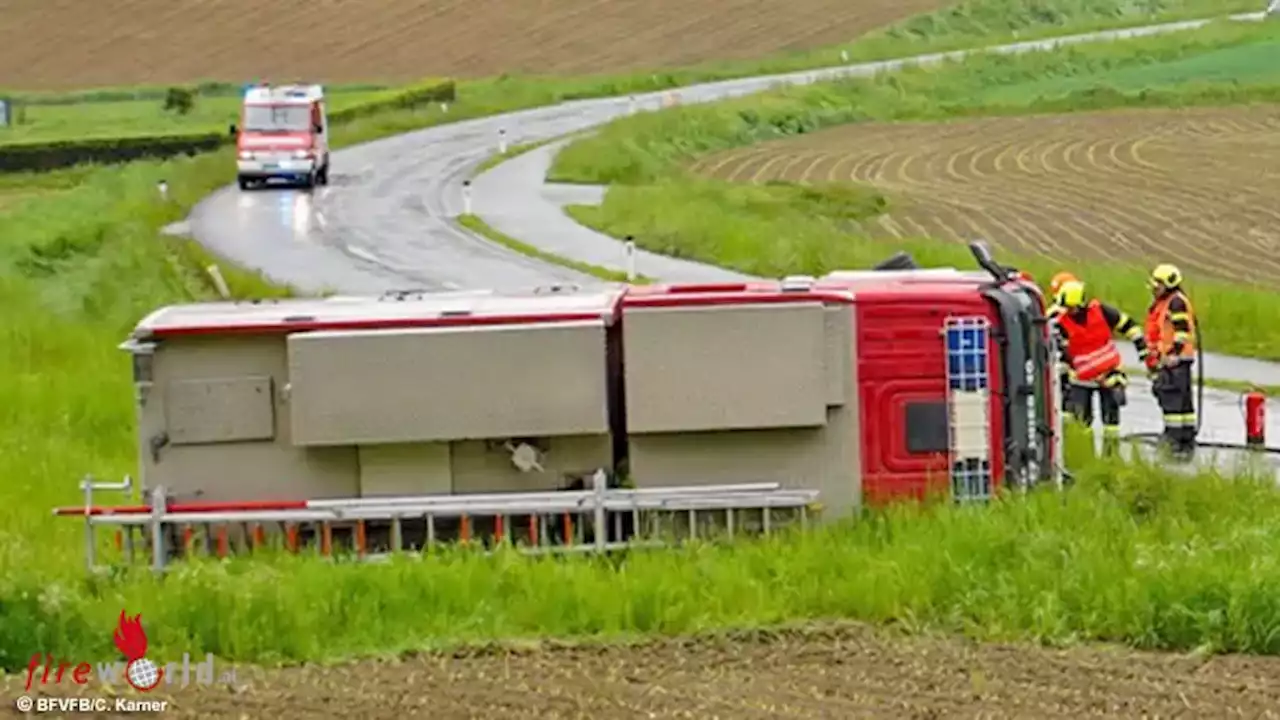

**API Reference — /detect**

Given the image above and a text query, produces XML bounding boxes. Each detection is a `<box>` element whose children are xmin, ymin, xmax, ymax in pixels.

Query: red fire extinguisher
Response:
<box><xmin>1244</xmin><ymin>388</ymin><xmax>1266</xmax><ymax>450</ymax></box>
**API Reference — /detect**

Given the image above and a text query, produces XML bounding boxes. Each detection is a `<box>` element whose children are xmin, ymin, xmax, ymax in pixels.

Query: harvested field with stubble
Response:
<box><xmin>6</xmin><ymin>625</ymin><xmax>1280</xmax><ymax>719</ymax></box>
<box><xmin>0</xmin><ymin>0</ymin><xmax>947</xmax><ymax>90</ymax></box>
<box><xmin>693</xmin><ymin>105</ymin><xmax>1280</xmax><ymax>284</ymax></box>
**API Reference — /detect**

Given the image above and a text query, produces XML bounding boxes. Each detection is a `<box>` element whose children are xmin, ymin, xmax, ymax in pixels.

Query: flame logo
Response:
<box><xmin>113</xmin><ymin>610</ymin><xmax>164</xmax><ymax>692</ymax></box>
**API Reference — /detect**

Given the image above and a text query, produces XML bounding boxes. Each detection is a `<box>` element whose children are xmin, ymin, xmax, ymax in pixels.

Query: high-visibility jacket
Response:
<box><xmin>1057</xmin><ymin>300</ymin><xmax>1123</xmax><ymax>382</ymax></box>
<box><xmin>1146</xmin><ymin>290</ymin><xmax>1196</xmax><ymax>359</ymax></box>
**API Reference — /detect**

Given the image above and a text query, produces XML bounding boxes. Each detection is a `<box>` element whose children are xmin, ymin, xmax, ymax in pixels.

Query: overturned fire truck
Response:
<box><xmin>56</xmin><ymin>244</ymin><xmax>1064</xmax><ymax>568</ymax></box>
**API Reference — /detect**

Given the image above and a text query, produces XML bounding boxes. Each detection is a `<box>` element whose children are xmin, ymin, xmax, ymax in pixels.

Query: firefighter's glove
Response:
<box><xmin>1142</xmin><ymin>349</ymin><xmax>1159</xmax><ymax>371</ymax></box>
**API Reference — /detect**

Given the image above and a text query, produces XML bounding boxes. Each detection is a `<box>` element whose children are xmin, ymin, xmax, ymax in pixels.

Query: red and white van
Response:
<box><xmin>232</xmin><ymin>83</ymin><xmax>331</xmax><ymax>190</ymax></box>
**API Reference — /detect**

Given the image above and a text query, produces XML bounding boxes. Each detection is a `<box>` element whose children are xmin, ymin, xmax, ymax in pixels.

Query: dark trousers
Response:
<box><xmin>1067</xmin><ymin>379</ymin><xmax>1124</xmax><ymax>455</ymax></box>
<box><xmin>1153</xmin><ymin>362</ymin><xmax>1196</xmax><ymax>457</ymax></box>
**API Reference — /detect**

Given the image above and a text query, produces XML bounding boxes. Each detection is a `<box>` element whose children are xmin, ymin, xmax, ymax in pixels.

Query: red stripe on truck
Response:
<box><xmin>146</xmin><ymin>312</ymin><xmax>611</xmax><ymax>338</ymax></box>
<box><xmin>53</xmin><ymin>499</ymin><xmax>310</xmax><ymax>516</ymax></box>
<box><xmin>622</xmin><ymin>292</ymin><xmax>855</xmax><ymax>309</ymax></box>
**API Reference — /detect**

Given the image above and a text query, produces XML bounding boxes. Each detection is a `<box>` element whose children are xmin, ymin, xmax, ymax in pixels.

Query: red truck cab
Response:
<box><xmin>622</xmin><ymin>244</ymin><xmax>1062</xmax><ymax>504</ymax></box>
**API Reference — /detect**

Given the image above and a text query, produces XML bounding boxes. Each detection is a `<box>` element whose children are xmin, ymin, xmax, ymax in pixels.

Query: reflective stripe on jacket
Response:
<box><xmin>1058</xmin><ymin>300</ymin><xmax>1122</xmax><ymax>382</ymax></box>
<box><xmin>1145</xmin><ymin>290</ymin><xmax>1196</xmax><ymax>358</ymax></box>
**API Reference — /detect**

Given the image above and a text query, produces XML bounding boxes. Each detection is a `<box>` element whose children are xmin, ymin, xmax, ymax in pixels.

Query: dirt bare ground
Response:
<box><xmin>694</xmin><ymin>105</ymin><xmax>1280</xmax><ymax>284</ymax></box>
<box><xmin>4</xmin><ymin>625</ymin><xmax>1280</xmax><ymax>718</ymax></box>
<box><xmin>0</xmin><ymin>0</ymin><xmax>947</xmax><ymax>91</ymax></box>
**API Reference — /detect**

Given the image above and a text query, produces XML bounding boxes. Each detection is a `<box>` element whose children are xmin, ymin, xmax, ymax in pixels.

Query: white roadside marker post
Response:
<box><xmin>624</xmin><ymin>236</ymin><xmax>637</xmax><ymax>282</ymax></box>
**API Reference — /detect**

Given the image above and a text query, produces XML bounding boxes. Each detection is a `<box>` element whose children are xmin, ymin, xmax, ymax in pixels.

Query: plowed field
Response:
<box><xmin>0</xmin><ymin>0</ymin><xmax>947</xmax><ymax>91</ymax></box>
<box><xmin>693</xmin><ymin>106</ymin><xmax>1280</xmax><ymax>283</ymax></box>
<box><xmin>5</xmin><ymin>625</ymin><xmax>1280</xmax><ymax>718</ymax></box>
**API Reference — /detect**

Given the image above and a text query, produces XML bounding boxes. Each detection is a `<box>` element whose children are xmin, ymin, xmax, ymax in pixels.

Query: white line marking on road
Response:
<box><xmin>315</xmin><ymin>212</ymin><xmax>327</xmax><ymax>229</ymax></box>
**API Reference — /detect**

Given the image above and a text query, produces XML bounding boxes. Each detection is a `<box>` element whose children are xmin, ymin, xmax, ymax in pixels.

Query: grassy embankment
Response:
<box><xmin>551</xmin><ymin>20</ymin><xmax>1280</xmax><ymax>360</ymax></box>
<box><xmin>472</xmin><ymin>138</ymin><xmax>557</xmax><ymax>176</ymax></box>
<box><xmin>457</xmin><ymin>213</ymin><xmax>647</xmax><ymax>283</ymax></box>
<box><xmin>7</xmin><ymin>425</ymin><xmax>1280</xmax><ymax>670</ymax></box>
<box><xmin>1</xmin><ymin>1</ymin><xmax>1276</xmax><ymax>673</ymax></box>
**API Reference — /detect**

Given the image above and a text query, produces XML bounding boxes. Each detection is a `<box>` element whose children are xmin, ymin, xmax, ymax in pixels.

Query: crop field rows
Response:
<box><xmin>6</xmin><ymin>625</ymin><xmax>1280</xmax><ymax>718</ymax></box>
<box><xmin>692</xmin><ymin>105</ymin><xmax>1280</xmax><ymax>284</ymax></box>
<box><xmin>0</xmin><ymin>0</ymin><xmax>948</xmax><ymax>90</ymax></box>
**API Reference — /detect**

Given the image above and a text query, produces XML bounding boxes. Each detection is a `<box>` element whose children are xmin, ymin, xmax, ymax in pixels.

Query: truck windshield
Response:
<box><xmin>242</xmin><ymin>104</ymin><xmax>311</xmax><ymax>133</ymax></box>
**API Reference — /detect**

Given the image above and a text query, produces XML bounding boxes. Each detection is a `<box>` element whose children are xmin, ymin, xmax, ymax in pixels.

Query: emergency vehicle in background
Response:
<box><xmin>232</xmin><ymin>83</ymin><xmax>331</xmax><ymax>191</ymax></box>
<box><xmin>56</xmin><ymin>244</ymin><xmax>1064</xmax><ymax>567</ymax></box>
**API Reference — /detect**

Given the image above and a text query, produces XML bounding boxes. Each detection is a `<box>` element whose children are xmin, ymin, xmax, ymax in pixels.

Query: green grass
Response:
<box><xmin>6</xmin><ymin>430</ymin><xmax>1280</xmax><ymax>669</ymax></box>
<box><xmin>1</xmin><ymin>2</ymin><xmax>1277</xmax><ymax>673</ymax></box>
<box><xmin>551</xmin><ymin>20</ymin><xmax>1280</xmax><ymax>360</ymax></box>
<box><xmin>472</xmin><ymin>138</ymin><xmax>559</xmax><ymax>177</ymax></box>
<box><xmin>0</xmin><ymin>168</ymin><xmax>95</xmax><ymax>212</ymax></box>
<box><xmin>457</xmin><ymin>214</ymin><xmax>648</xmax><ymax>283</ymax></box>
<box><xmin>982</xmin><ymin>36</ymin><xmax>1280</xmax><ymax>101</ymax></box>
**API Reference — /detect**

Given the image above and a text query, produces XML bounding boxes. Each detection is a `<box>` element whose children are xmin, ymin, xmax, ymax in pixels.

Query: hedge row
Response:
<box><xmin>327</xmin><ymin>79</ymin><xmax>456</xmax><ymax>123</ymax></box>
<box><xmin>7</xmin><ymin>80</ymin><xmax>395</xmax><ymax>106</ymax></box>
<box><xmin>0</xmin><ymin>79</ymin><xmax>456</xmax><ymax>173</ymax></box>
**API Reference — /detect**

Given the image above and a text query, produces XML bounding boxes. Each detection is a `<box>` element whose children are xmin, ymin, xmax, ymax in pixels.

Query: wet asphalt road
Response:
<box><xmin>186</xmin><ymin>12</ymin><xmax>1280</xmax><ymax>474</ymax></box>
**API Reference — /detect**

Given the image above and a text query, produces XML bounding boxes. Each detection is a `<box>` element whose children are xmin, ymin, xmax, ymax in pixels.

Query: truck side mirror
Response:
<box><xmin>228</xmin><ymin>123</ymin><xmax>238</xmax><ymax>137</ymax></box>
<box><xmin>968</xmin><ymin>240</ymin><xmax>1010</xmax><ymax>281</ymax></box>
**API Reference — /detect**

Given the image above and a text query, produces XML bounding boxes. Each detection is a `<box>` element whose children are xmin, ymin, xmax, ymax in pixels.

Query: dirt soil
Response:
<box><xmin>5</xmin><ymin>624</ymin><xmax>1280</xmax><ymax>718</ymax></box>
<box><xmin>695</xmin><ymin>106</ymin><xmax>1280</xmax><ymax>284</ymax></box>
<box><xmin>0</xmin><ymin>0</ymin><xmax>947</xmax><ymax>91</ymax></box>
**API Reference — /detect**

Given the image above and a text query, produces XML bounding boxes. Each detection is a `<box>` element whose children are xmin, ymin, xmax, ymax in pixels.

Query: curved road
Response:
<box><xmin>189</xmin><ymin>11</ymin><xmax>1280</xmax><ymax>467</ymax></box>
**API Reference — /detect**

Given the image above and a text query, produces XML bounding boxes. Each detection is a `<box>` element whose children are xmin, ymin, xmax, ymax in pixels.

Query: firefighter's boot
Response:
<box><xmin>1159</xmin><ymin>428</ymin><xmax>1193</xmax><ymax>463</ymax></box>
<box><xmin>1101</xmin><ymin>425</ymin><xmax>1121</xmax><ymax>458</ymax></box>
<box><xmin>1174</xmin><ymin>426</ymin><xmax>1197</xmax><ymax>463</ymax></box>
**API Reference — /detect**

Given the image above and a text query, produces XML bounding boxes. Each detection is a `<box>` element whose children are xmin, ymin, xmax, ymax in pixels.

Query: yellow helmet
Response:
<box><xmin>1149</xmin><ymin>263</ymin><xmax>1182</xmax><ymax>291</ymax></box>
<box><xmin>1048</xmin><ymin>271</ymin><xmax>1078</xmax><ymax>298</ymax></box>
<box><xmin>1055</xmin><ymin>280</ymin><xmax>1086</xmax><ymax>309</ymax></box>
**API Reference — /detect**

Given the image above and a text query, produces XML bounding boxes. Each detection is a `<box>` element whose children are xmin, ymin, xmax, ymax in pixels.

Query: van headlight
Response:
<box><xmin>293</xmin><ymin>149</ymin><xmax>311</xmax><ymax>159</ymax></box>
<box><xmin>238</xmin><ymin>151</ymin><xmax>254</xmax><ymax>160</ymax></box>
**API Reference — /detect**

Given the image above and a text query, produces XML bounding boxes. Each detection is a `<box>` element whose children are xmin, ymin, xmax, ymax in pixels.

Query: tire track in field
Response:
<box><xmin>695</xmin><ymin>106</ymin><xmax>1280</xmax><ymax>284</ymax></box>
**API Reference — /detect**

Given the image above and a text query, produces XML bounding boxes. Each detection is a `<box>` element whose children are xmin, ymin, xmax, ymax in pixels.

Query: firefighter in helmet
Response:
<box><xmin>1144</xmin><ymin>263</ymin><xmax>1197</xmax><ymax>461</ymax></box>
<box><xmin>1045</xmin><ymin>271</ymin><xmax>1078</xmax><ymax>410</ymax></box>
<box><xmin>1047</xmin><ymin>271</ymin><xmax>1078</xmax><ymax>316</ymax></box>
<box><xmin>1054</xmin><ymin>279</ymin><xmax>1151</xmax><ymax>455</ymax></box>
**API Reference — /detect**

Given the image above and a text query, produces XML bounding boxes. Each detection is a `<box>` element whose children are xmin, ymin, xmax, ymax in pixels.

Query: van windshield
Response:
<box><xmin>242</xmin><ymin>104</ymin><xmax>311</xmax><ymax>133</ymax></box>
